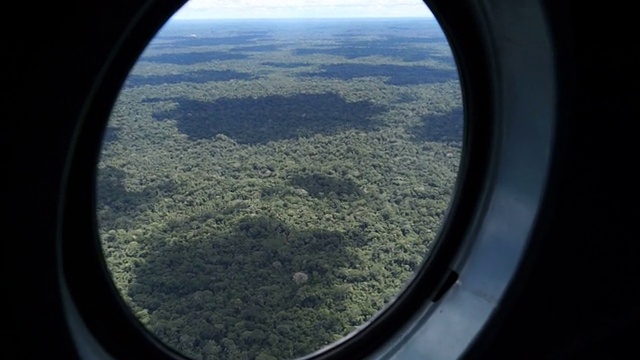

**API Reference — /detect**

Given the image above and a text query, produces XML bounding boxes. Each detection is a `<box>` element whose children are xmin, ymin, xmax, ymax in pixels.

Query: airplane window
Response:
<box><xmin>95</xmin><ymin>1</ymin><xmax>463</xmax><ymax>359</ymax></box>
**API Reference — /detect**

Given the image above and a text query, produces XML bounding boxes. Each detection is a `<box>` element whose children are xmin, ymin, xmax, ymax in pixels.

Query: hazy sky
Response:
<box><xmin>171</xmin><ymin>0</ymin><xmax>434</xmax><ymax>20</ymax></box>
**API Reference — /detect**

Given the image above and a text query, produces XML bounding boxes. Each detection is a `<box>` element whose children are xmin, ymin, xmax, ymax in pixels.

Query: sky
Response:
<box><xmin>171</xmin><ymin>0</ymin><xmax>434</xmax><ymax>20</ymax></box>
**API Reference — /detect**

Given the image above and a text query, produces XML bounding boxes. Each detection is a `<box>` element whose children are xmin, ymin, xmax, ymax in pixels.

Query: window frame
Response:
<box><xmin>58</xmin><ymin>0</ymin><xmax>557</xmax><ymax>359</ymax></box>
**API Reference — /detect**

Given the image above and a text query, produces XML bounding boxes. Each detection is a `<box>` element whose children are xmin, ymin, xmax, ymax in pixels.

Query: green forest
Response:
<box><xmin>97</xmin><ymin>18</ymin><xmax>463</xmax><ymax>360</ymax></box>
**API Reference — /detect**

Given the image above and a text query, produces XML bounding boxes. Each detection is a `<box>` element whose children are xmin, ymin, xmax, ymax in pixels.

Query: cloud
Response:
<box><xmin>172</xmin><ymin>0</ymin><xmax>433</xmax><ymax>19</ymax></box>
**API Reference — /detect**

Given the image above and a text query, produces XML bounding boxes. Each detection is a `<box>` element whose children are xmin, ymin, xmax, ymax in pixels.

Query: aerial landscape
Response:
<box><xmin>97</xmin><ymin>17</ymin><xmax>463</xmax><ymax>360</ymax></box>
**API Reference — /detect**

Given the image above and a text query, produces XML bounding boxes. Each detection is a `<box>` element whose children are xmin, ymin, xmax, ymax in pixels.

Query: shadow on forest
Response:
<box><xmin>151</xmin><ymin>93</ymin><xmax>386</xmax><ymax>144</ymax></box>
<box><xmin>150</xmin><ymin>34</ymin><xmax>273</xmax><ymax>49</ymax></box>
<box><xmin>409</xmin><ymin>107</ymin><xmax>464</xmax><ymax>143</ymax></box>
<box><xmin>127</xmin><ymin>214</ymin><xmax>363</xmax><ymax>358</ymax></box>
<box><xmin>293</xmin><ymin>46</ymin><xmax>436</xmax><ymax>63</ymax></box>
<box><xmin>232</xmin><ymin>44</ymin><xmax>280</xmax><ymax>52</ymax></box>
<box><xmin>294</xmin><ymin>37</ymin><xmax>450</xmax><ymax>62</ymax></box>
<box><xmin>96</xmin><ymin>166</ymin><xmax>178</xmax><ymax>229</ymax></box>
<box><xmin>261</xmin><ymin>62</ymin><xmax>309</xmax><ymax>68</ymax></box>
<box><xmin>301</xmin><ymin>64</ymin><xmax>458</xmax><ymax>86</ymax></box>
<box><xmin>289</xmin><ymin>174</ymin><xmax>363</xmax><ymax>199</ymax></box>
<box><xmin>141</xmin><ymin>51</ymin><xmax>248</xmax><ymax>65</ymax></box>
<box><xmin>124</xmin><ymin>69</ymin><xmax>254</xmax><ymax>88</ymax></box>
<box><xmin>102</xmin><ymin>127</ymin><xmax>120</xmax><ymax>143</ymax></box>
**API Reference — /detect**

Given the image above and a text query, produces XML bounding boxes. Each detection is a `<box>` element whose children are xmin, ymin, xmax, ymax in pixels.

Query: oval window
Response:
<box><xmin>97</xmin><ymin>1</ymin><xmax>463</xmax><ymax>359</ymax></box>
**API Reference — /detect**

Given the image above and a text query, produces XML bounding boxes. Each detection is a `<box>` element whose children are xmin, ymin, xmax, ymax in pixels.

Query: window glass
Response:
<box><xmin>97</xmin><ymin>1</ymin><xmax>462</xmax><ymax>359</ymax></box>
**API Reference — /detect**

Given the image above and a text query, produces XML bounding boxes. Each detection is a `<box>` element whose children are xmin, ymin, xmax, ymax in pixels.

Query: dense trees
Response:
<box><xmin>98</xmin><ymin>18</ymin><xmax>462</xmax><ymax>360</ymax></box>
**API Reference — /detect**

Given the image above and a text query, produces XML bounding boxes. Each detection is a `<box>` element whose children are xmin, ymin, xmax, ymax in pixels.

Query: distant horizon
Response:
<box><xmin>170</xmin><ymin>0</ymin><xmax>433</xmax><ymax>20</ymax></box>
<box><xmin>167</xmin><ymin>16</ymin><xmax>437</xmax><ymax>22</ymax></box>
